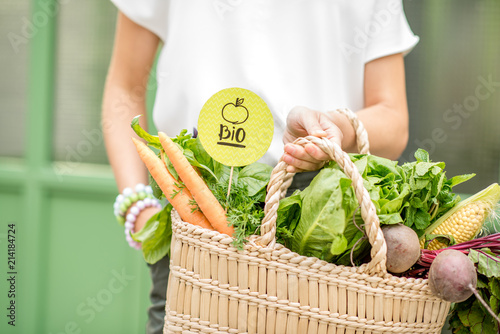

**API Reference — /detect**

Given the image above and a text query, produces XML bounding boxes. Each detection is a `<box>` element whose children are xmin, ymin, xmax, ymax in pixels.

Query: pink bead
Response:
<box><xmin>125</xmin><ymin>234</ymin><xmax>133</xmax><ymax>243</ymax></box>
<box><xmin>126</xmin><ymin>213</ymin><xmax>136</xmax><ymax>223</ymax></box>
<box><xmin>130</xmin><ymin>206</ymin><xmax>140</xmax><ymax>216</ymax></box>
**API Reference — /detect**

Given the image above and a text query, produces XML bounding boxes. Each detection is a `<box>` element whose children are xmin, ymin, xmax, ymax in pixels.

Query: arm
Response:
<box><xmin>283</xmin><ymin>53</ymin><xmax>409</xmax><ymax>172</ymax></box>
<box><xmin>102</xmin><ymin>12</ymin><xmax>161</xmax><ymax>232</ymax></box>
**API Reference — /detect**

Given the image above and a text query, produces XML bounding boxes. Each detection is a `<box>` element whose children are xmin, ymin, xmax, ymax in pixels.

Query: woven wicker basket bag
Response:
<box><xmin>164</xmin><ymin>109</ymin><xmax>451</xmax><ymax>334</ymax></box>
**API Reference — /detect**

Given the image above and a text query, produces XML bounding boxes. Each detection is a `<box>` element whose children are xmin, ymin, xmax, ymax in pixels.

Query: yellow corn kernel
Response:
<box><xmin>421</xmin><ymin>201</ymin><xmax>487</xmax><ymax>250</ymax></box>
<box><xmin>420</xmin><ymin>183</ymin><xmax>500</xmax><ymax>250</ymax></box>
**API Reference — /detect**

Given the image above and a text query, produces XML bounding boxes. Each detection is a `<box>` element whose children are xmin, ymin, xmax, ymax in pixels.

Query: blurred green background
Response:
<box><xmin>0</xmin><ymin>0</ymin><xmax>499</xmax><ymax>333</ymax></box>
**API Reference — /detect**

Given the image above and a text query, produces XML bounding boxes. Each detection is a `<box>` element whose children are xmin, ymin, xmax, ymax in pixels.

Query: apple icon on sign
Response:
<box><xmin>221</xmin><ymin>98</ymin><xmax>249</xmax><ymax>125</ymax></box>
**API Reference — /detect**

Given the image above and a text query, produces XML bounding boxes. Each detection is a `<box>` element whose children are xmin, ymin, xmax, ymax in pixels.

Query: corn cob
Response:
<box><xmin>420</xmin><ymin>183</ymin><xmax>500</xmax><ymax>250</ymax></box>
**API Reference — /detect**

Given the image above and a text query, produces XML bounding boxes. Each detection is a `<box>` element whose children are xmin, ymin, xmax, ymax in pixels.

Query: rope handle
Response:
<box><xmin>254</xmin><ymin>108</ymin><xmax>388</xmax><ymax>275</ymax></box>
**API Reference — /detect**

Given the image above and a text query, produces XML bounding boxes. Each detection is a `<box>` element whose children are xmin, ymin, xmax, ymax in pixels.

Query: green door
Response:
<box><xmin>1</xmin><ymin>1</ymin><xmax>152</xmax><ymax>333</ymax></box>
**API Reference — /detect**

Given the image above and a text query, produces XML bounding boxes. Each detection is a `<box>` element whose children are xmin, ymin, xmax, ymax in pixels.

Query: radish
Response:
<box><xmin>406</xmin><ymin>235</ymin><xmax>500</xmax><ymax>326</ymax></box>
<box><xmin>382</xmin><ymin>224</ymin><xmax>421</xmax><ymax>273</ymax></box>
<box><xmin>427</xmin><ymin>249</ymin><xmax>477</xmax><ymax>303</ymax></box>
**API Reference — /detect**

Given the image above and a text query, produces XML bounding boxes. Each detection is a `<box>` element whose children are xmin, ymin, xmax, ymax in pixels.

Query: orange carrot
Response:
<box><xmin>132</xmin><ymin>137</ymin><xmax>213</xmax><ymax>230</ymax></box>
<box><xmin>158</xmin><ymin>132</ymin><xmax>235</xmax><ymax>236</ymax></box>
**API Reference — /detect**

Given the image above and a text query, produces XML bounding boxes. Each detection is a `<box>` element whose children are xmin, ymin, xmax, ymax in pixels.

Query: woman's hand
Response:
<box><xmin>132</xmin><ymin>206</ymin><xmax>162</xmax><ymax>233</ymax></box>
<box><xmin>282</xmin><ymin>106</ymin><xmax>343</xmax><ymax>173</ymax></box>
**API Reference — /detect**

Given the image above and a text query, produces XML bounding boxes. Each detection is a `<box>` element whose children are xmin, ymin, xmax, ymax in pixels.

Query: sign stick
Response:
<box><xmin>225</xmin><ymin>166</ymin><xmax>234</xmax><ymax>212</ymax></box>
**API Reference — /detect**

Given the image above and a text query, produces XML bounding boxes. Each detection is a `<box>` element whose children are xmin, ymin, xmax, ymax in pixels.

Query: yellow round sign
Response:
<box><xmin>198</xmin><ymin>88</ymin><xmax>274</xmax><ymax>167</ymax></box>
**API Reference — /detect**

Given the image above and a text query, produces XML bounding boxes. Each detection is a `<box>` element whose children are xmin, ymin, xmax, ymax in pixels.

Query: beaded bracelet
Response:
<box><xmin>113</xmin><ymin>183</ymin><xmax>155</xmax><ymax>224</ymax></box>
<box><xmin>124</xmin><ymin>197</ymin><xmax>162</xmax><ymax>249</ymax></box>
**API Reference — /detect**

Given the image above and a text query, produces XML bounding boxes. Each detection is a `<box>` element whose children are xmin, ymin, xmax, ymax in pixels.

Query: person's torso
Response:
<box><xmin>153</xmin><ymin>0</ymin><xmax>380</xmax><ymax>166</ymax></box>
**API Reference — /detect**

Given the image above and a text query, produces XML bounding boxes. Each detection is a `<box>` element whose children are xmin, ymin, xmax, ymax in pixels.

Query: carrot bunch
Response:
<box><xmin>132</xmin><ymin>133</ymin><xmax>235</xmax><ymax>237</ymax></box>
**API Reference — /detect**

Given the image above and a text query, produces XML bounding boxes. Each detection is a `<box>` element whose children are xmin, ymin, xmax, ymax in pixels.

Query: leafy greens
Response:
<box><xmin>276</xmin><ymin>149</ymin><xmax>474</xmax><ymax>265</ymax></box>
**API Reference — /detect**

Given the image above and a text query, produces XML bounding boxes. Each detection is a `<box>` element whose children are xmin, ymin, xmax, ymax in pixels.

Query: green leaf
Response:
<box><xmin>414</xmin><ymin>148</ymin><xmax>430</xmax><ymax>162</ymax></box>
<box><xmin>410</xmin><ymin>196</ymin><xmax>425</xmax><ymax>209</ymax></box>
<box><xmin>132</xmin><ymin>204</ymin><xmax>173</xmax><ymax>264</ymax></box>
<box><xmin>415</xmin><ymin>162</ymin><xmax>442</xmax><ymax>177</ymax></box>
<box><xmin>329</xmin><ymin>234</ymin><xmax>348</xmax><ymax>256</ymax></box>
<box><xmin>379</xmin><ymin>186</ymin><xmax>410</xmax><ymax>214</ymax></box>
<box><xmin>183</xmin><ymin>148</ymin><xmax>217</xmax><ymax>181</ymax></box>
<box><xmin>161</xmin><ymin>151</ymin><xmax>179</xmax><ymax>181</ymax></box>
<box><xmin>187</xmin><ymin>138</ymin><xmax>218</xmax><ymax>180</ymax></box>
<box><xmin>448</xmin><ymin>312</ymin><xmax>463</xmax><ymax>331</ymax></box>
<box><xmin>469</xmin><ymin>249</ymin><xmax>500</xmax><ymax>278</ymax></box>
<box><xmin>276</xmin><ymin>191</ymin><xmax>302</xmax><ymax>246</ymax></box>
<box><xmin>364</xmin><ymin>155</ymin><xmax>402</xmax><ymax>179</ymax></box>
<box><xmin>130</xmin><ymin>115</ymin><xmax>162</xmax><ymax>149</ymax></box>
<box><xmin>290</xmin><ymin>169</ymin><xmax>355</xmax><ymax>259</ymax></box>
<box><xmin>423</xmin><ymin>233</ymin><xmax>456</xmax><ymax>248</ymax></box>
<box><xmin>213</xmin><ymin>162</ymin><xmax>236</xmax><ymax>184</ymax></box>
<box><xmin>490</xmin><ymin>295</ymin><xmax>500</xmax><ymax>315</ymax></box>
<box><xmin>413</xmin><ymin>208</ymin><xmax>431</xmax><ymax>230</ymax></box>
<box><xmin>431</xmin><ymin>172</ymin><xmax>446</xmax><ymax>198</ymax></box>
<box><xmin>489</xmin><ymin>278</ymin><xmax>500</xmax><ymax>300</ymax></box>
<box><xmin>238</xmin><ymin>163</ymin><xmax>273</xmax><ymax>200</ymax></box>
<box><xmin>377</xmin><ymin>213</ymin><xmax>403</xmax><ymax>225</ymax></box>
<box><xmin>448</xmin><ymin>173</ymin><xmax>476</xmax><ymax>187</ymax></box>
<box><xmin>457</xmin><ymin>301</ymin><xmax>484</xmax><ymax>329</ymax></box>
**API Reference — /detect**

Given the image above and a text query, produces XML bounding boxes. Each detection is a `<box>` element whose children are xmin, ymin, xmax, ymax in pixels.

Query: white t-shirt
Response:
<box><xmin>112</xmin><ymin>0</ymin><xmax>419</xmax><ymax>166</ymax></box>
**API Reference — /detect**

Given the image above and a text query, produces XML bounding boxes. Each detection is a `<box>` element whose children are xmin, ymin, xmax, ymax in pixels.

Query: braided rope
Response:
<box><xmin>335</xmin><ymin>108</ymin><xmax>370</xmax><ymax>154</ymax></box>
<box><xmin>255</xmin><ymin>136</ymin><xmax>387</xmax><ymax>275</ymax></box>
<box><xmin>255</xmin><ymin>109</ymin><xmax>368</xmax><ymax>241</ymax></box>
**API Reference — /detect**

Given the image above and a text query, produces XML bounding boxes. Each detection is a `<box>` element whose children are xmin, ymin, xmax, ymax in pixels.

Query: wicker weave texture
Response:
<box><xmin>164</xmin><ymin>214</ymin><xmax>450</xmax><ymax>333</ymax></box>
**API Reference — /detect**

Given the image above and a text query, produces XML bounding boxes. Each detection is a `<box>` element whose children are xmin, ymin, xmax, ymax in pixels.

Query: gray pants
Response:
<box><xmin>146</xmin><ymin>255</ymin><xmax>170</xmax><ymax>334</ymax></box>
<box><xmin>145</xmin><ymin>170</ymin><xmax>319</xmax><ymax>334</ymax></box>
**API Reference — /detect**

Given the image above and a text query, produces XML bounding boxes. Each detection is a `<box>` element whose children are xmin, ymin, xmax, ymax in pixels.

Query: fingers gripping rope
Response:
<box><xmin>256</xmin><ymin>135</ymin><xmax>387</xmax><ymax>275</ymax></box>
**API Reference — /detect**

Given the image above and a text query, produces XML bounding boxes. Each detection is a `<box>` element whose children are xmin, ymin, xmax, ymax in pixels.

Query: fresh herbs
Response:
<box><xmin>209</xmin><ymin>181</ymin><xmax>264</xmax><ymax>249</ymax></box>
<box><xmin>207</xmin><ymin>162</ymin><xmax>272</xmax><ymax>249</ymax></box>
<box><xmin>400</xmin><ymin>149</ymin><xmax>474</xmax><ymax>235</ymax></box>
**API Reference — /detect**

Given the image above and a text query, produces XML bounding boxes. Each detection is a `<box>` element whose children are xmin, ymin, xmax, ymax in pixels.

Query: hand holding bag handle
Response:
<box><xmin>254</xmin><ymin>108</ymin><xmax>388</xmax><ymax>276</ymax></box>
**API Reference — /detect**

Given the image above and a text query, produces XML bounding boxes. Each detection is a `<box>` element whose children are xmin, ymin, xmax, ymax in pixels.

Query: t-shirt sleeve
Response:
<box><xmin>364</xmin><ymin>0</ymin><xmax>419</xmax><ymax>63</ymax></box>
<box><xmin>111</xmin><ymin>0</ymin><xmax>168</xmax><ymax>41</ymax></box>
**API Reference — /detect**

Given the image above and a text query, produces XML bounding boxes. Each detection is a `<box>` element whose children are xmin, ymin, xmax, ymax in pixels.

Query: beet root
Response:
<box><xmin>382</xmin><ymin>224</ymin><xmax>421</xmax><ymax>273</ymax></box>
<box><xmin>428</xmin><ymin>249</ymin><xmax>477</xmax><ymax>303</ymax></box>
